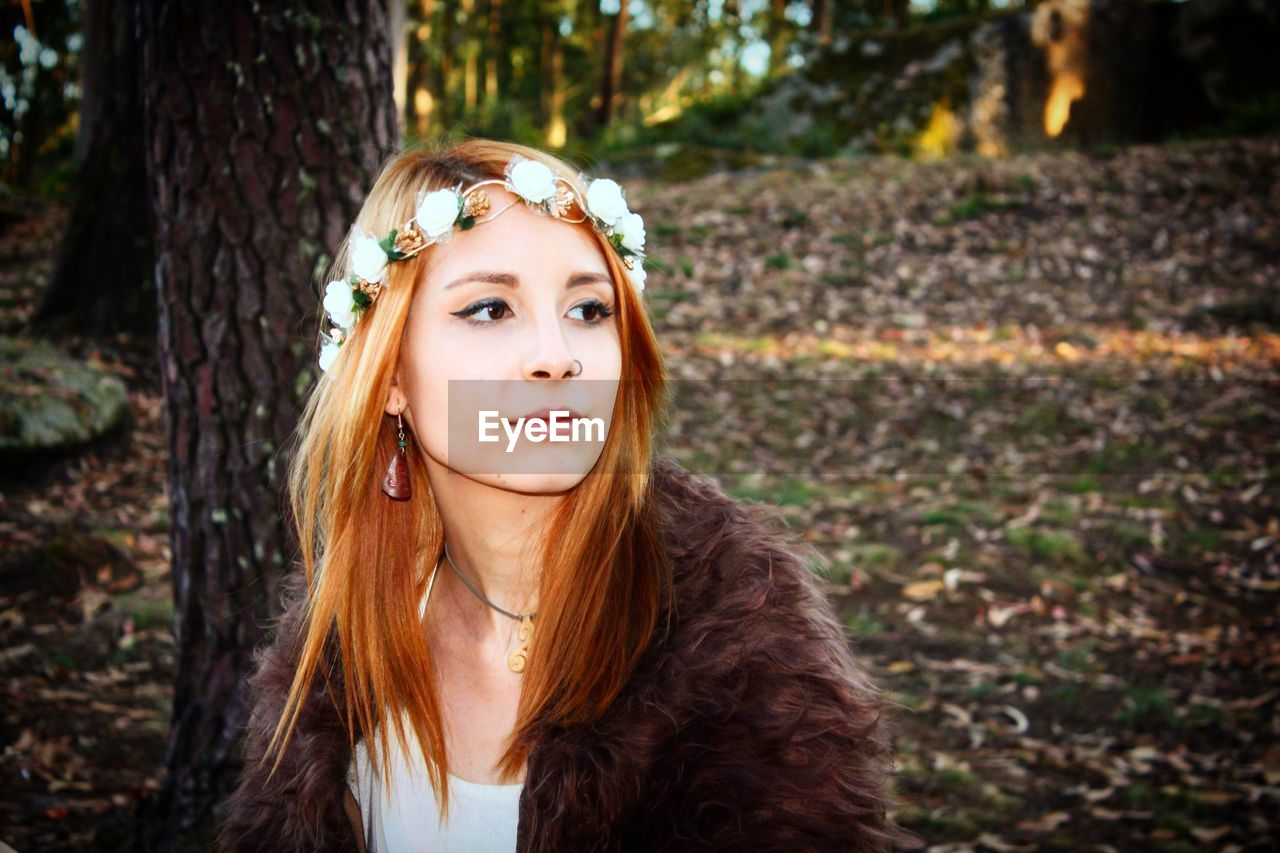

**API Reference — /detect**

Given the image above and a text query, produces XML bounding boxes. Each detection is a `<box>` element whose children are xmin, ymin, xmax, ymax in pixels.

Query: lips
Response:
<box><xmin>515</xmin><ymin>407</ymin><xmax>584</xmax><ymax>425</ymax></box>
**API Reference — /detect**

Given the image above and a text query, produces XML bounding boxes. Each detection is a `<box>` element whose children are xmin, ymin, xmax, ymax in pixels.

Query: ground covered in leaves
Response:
<box><xmin>1</xmin><ymin>134</ymin><xmax>1277</xmax><ymax>850</ymax></box>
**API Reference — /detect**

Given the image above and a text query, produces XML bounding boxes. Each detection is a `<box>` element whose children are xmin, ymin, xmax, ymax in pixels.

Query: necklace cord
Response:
<box><xmin>442</xmin><ymin>543</ymin><xmax>537</xmax><ymax>622</ymax></box>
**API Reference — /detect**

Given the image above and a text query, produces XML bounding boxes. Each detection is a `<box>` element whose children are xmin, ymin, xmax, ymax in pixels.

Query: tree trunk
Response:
<box><xmin>484</xmin><ymin>0</ymin><xmax>503</xmax><ymax>107</ymax></box>
<box><xmin>391</xmin><ymin>0</ymin><xmax>409</xmax><ymax>139</ymax></box>
<box><xmin>132</xmin><ymin>1</ymin><xmax>397</xmax><ymax>849</ymax></box>
<box><xmin>724</xmin><ymin>0</ymin><xmax>745</xmax><ymax>94</ymax></box>
<box><xmin>30</xmin><ymin>0</ymin><xmax>156</xmax><ymax>339</ymax></box>
<box><xmin>546</xmin><ymin>17</ymin><xmax>566</xmax><ymax>147</ymax></box>
<box><xmin>573</xmin><ymin>0</ymin><xmax>602</xmax><ymax>138</ymax></box>
<box><xmin>462</xmin><ymin>0</ymin><xmax>478</xmax><ymax>112</ymax></box>
<box><xmin>891</xmin><ymin>0</ymin><xmax>910</xmax><ymax>30</ymax></box>
<box><xmin>538</xmin><ymin>14</ymin><xmax>551</xmax><ymax>120</ymax></box>
<box><xmin>596</xmin><ymin>0</ymin><xmax>629</xmax><ymax>131</ymax></box>
<box><xmin>465</xmin><ymin>46</ymin><xmax>478</xmax><ymax>112</ymax></box>
<box><xmin>811</xmin><ymin>0</ymin><xmax>833</xmax><ymax>49</ymax></box>
<box><xmin>440</xmin><ymin>0</ymin><xmax>456</xmax><ymax>128</ymax></box>
<box><xmin>407</xmin><ymin>0</ymin><xmax>438</xmax><ymax>139</ymax></box>
<box><xmin>767</xmin><ymin>0</ymin><xmax>788</xmax><ymax>77</ymax></box>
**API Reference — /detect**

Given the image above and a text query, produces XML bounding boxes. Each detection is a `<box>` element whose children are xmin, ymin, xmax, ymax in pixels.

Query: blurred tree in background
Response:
<box><xmin>14</xmin><ymin>0</ymin><xmax>1270</xmax><ymax>195</ymax></box>
<box><xmin>28</xmin><ymin>0</ymin><xmax>155</xmax><ymax>338</ymax></box>
<box><xmin>1</xmin><ymin>0</ymin><xmax>83</xmax><ymax>189</ymax></box>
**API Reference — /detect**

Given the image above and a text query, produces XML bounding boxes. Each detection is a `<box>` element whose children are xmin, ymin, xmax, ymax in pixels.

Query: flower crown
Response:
<box><xmin>317</xmin><ymin>153</ymin><xmax>648</xmax><ymax>372</ymax></box>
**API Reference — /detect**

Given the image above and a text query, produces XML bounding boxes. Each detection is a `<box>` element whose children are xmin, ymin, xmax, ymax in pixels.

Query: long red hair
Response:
<box><xmin>265</xmin><ymin>137</ymin><xmax>671</xmax><ymax>827</ymax></box>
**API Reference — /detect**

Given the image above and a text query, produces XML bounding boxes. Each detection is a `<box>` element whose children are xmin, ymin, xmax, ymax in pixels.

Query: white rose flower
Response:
<box><xmin>509</xmin><ymin>159</ymin><xmax>557</xmax><ymax>203</ymax></box>
<box><xmin>323</xmin><ymin>280</ymin><xmax>357</xmax><ymax>329</ymax></box>
<box><xmin>585</xmin><ymin>178</ymin><xmax>628</xmax><ymax>225</ymax></box>
<box><xmin>349</xmin><ymin>230</ymin><xmax>388</xmax><ymax>283</ymax></box>
<box><xmin>628</xmin><ymin>263</ymin><xmax>647</xmax><ymax>292</ymax></box>
<box><xmin>616</xmin><ymin>211</ymin><xmax>646</xmax><ymax>252</ymax></box>
<box><xmin>318</xmin><ymin>340</ymin><xmax>340</xmax><ymax>373</ymax></box>
<box><xmin>416</xmin><ymin>188</ymin><xmax>462</xmax><ymax>238</ymax></box>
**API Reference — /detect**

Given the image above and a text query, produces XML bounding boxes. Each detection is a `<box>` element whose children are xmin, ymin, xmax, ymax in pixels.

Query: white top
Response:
<box><xmin>345</xmin><ymin>557</ymin><xmax>523</xmax><ymax>852</ymax></box>
<box><xmin>346</xmin><ymin>723</ymin><xmax>522</xmax><ymax>853</ymax></box>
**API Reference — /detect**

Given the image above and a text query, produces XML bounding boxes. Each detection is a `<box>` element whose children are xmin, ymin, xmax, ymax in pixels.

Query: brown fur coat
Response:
<box><xmin>217</xmin><ymin>457</ymin><xmax>917</xmax><ymax>851</ymax></box>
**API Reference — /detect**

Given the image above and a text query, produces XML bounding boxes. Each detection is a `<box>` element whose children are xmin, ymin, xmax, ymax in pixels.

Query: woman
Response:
<box><xmin>217</xmin><ymin>138</ymin><xmax>919</xmax><ymax>852</ymax></box>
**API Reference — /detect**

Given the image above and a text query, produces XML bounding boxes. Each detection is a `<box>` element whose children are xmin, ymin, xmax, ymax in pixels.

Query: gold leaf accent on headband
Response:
<box><xmin>394</xmin><ymin>220</ymin><xmax>427</xmax><ymax>256</ymax></box>
<box><xmin>463</xmin><ymin>189</ymin><xmax>490</xmax><ymax>219</ymax></box>
<box><xmin>552</xmin><ymin>184</ymin><xmax>576</xmax><ymax>218</ymax></box>
<box><xmin>356</xmin><ymin>278</ymin><xmax>383</xmax><ymax>305</ymax></box>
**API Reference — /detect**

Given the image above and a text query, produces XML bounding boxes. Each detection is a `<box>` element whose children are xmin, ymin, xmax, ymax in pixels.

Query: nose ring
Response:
<box><xmin>570</xmin><ymin>359</ymin><xmax>582</xmax><ymax>377</ymax></box>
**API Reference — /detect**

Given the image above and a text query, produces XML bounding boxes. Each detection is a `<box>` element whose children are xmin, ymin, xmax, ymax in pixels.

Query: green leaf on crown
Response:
<box><xmin>352</xmin><ymin>289</ymin><xmax>372</xmax><ymax>309</ymax></box>
<box><xmin>380</xmin><ymin>229</ymin><xmax>408</xmax><ymax>260</ymax></box>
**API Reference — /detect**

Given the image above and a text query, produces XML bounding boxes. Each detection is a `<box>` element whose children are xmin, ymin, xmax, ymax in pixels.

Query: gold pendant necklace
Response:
<box><xmin>508</xmin><ymin>615</ymin><xmax>534</xmax><ymax>673</ymax></box>
<box><xmin>443</xmin><ymin>543</ymin><xmax>537</xmax><ymax>674</ymax></box>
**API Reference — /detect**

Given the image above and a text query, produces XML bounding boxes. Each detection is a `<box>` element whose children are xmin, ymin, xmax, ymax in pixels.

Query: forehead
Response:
<box><xmin>422</xmin><ymin>186</ymin><xmax>609</xmax><ymax>285</ymax></box>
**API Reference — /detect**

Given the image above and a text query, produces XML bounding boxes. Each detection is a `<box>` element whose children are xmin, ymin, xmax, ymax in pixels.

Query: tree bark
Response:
<box><xmin>596</xmin><ymin>0</ymin><xmax>629</xmax><ymax>131</ymax></box>
<box><xmin>133</xmin><ymin>1</ymin><xmax>397</xmax><ymax>849</ymax></box>
<box><xmin>30</xmin><ymin>0</ymin><xmax>156</xmax><ymax>339</ymax></box>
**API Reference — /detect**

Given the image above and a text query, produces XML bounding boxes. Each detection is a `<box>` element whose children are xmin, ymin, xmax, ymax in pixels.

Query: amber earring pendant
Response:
<box><xmin>382</xmin><ymin>411</ymin><xmax>412</xmax><ymax>500</ymax></box>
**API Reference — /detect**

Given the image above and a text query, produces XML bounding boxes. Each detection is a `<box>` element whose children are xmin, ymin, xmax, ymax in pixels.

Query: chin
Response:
<box><xmin>441</xmin><ymin>442</ymin><xmax>607</xmax><ymax>495</ymax></box>
<box><xmin>482</xmin><ymin>471</ymin><xmax>591</xmax><ymax>495</ymax></box>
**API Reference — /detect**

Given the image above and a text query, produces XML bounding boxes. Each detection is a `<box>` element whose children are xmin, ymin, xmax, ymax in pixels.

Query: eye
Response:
<box><xmin>451</xmin><ymin>298</ymin><xmax>511</xmax><ymax>326</ymax></box>
<box><xmin>569</xmin><ymin>299</ymin><xmax>615</xmax><ymax>325</ymax></box>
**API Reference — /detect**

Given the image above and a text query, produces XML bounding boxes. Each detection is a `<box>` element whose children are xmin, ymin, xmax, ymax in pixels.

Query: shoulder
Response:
<box><xmin>649</xmin><ymin>455</ymin><xmax>845</xmax><ymax>660</ymax></box>
<box><xmin>237</xmin><ymin>569</ymin><xmax>336</xmax><ymax>744</ymax></box>
<box><xmin>643</xmin><ymin>456</ymin><xmax>918</xmax><ymax>851</ymax></box>
<box><xmin>218</xmin><ymin>569</ymin><xmax>356</xmax><ymax>851</ymax></box>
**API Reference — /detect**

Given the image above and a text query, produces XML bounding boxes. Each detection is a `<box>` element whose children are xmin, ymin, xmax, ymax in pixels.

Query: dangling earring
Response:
<box><xmin>382</xmin><ymin>410</ymin><xmax>412</xmax><ymax>500</ymax></box>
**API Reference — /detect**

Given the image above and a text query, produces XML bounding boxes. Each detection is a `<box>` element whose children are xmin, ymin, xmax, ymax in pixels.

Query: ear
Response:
<box><xmin>384</xmin><ymin>372</ymin><xmax>407</xmax><ymax>417</ymax></box>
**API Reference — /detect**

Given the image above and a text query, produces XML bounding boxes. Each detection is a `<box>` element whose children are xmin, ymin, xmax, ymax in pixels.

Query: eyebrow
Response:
<box><xmin>443</xmin><ymin>271</ymin><xmax>613</xmax><ymax>290</ymax></box>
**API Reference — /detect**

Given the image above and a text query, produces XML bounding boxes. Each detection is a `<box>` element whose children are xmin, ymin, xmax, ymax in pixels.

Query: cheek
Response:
<box><xmin>403</xmin><ymin>359</ymin><xmax>452</xmax><ymax>465</ymax></box>
<box><xmin>584</xmin><ymin>324</ymin><xmax>623</xmax><ymax>377</ymax></box>
<box><xmin>399</xmin><ymin>314</ymin><xmax>457</xmax><ymax>455</ymax></box>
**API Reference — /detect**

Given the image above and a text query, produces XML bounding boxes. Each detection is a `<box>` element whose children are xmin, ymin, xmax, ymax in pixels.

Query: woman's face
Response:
<box><xmin>388</xmin><ymin>185</ymin><xmax>623</xmax><ymax>494</ymax></box>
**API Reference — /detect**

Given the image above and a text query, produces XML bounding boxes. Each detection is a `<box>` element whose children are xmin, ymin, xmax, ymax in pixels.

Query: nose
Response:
<box><xmin>522</xmin><ymin>307</ymin><xmax>579</xmax><ymax>380</ymax></box>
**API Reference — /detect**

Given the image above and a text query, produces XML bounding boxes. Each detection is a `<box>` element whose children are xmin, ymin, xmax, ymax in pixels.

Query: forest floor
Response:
<box><xmin>1</xmin><ymin>133</ymin><xmax>1277</xmax><ymax>851</ymax></box>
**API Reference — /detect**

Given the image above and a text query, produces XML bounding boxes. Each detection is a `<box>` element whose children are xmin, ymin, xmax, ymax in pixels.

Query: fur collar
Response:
<box><xmin>217</xmin><ymin>457</ymin><xmax>914</xmax><ymax>851</ymax></box>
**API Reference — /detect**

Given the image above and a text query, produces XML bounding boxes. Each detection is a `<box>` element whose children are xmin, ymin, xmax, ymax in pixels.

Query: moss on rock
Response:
<box><xmin>0</xmin><ymin>336</ymin><xmax>128</xmax><ymax>462</ymax></box>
